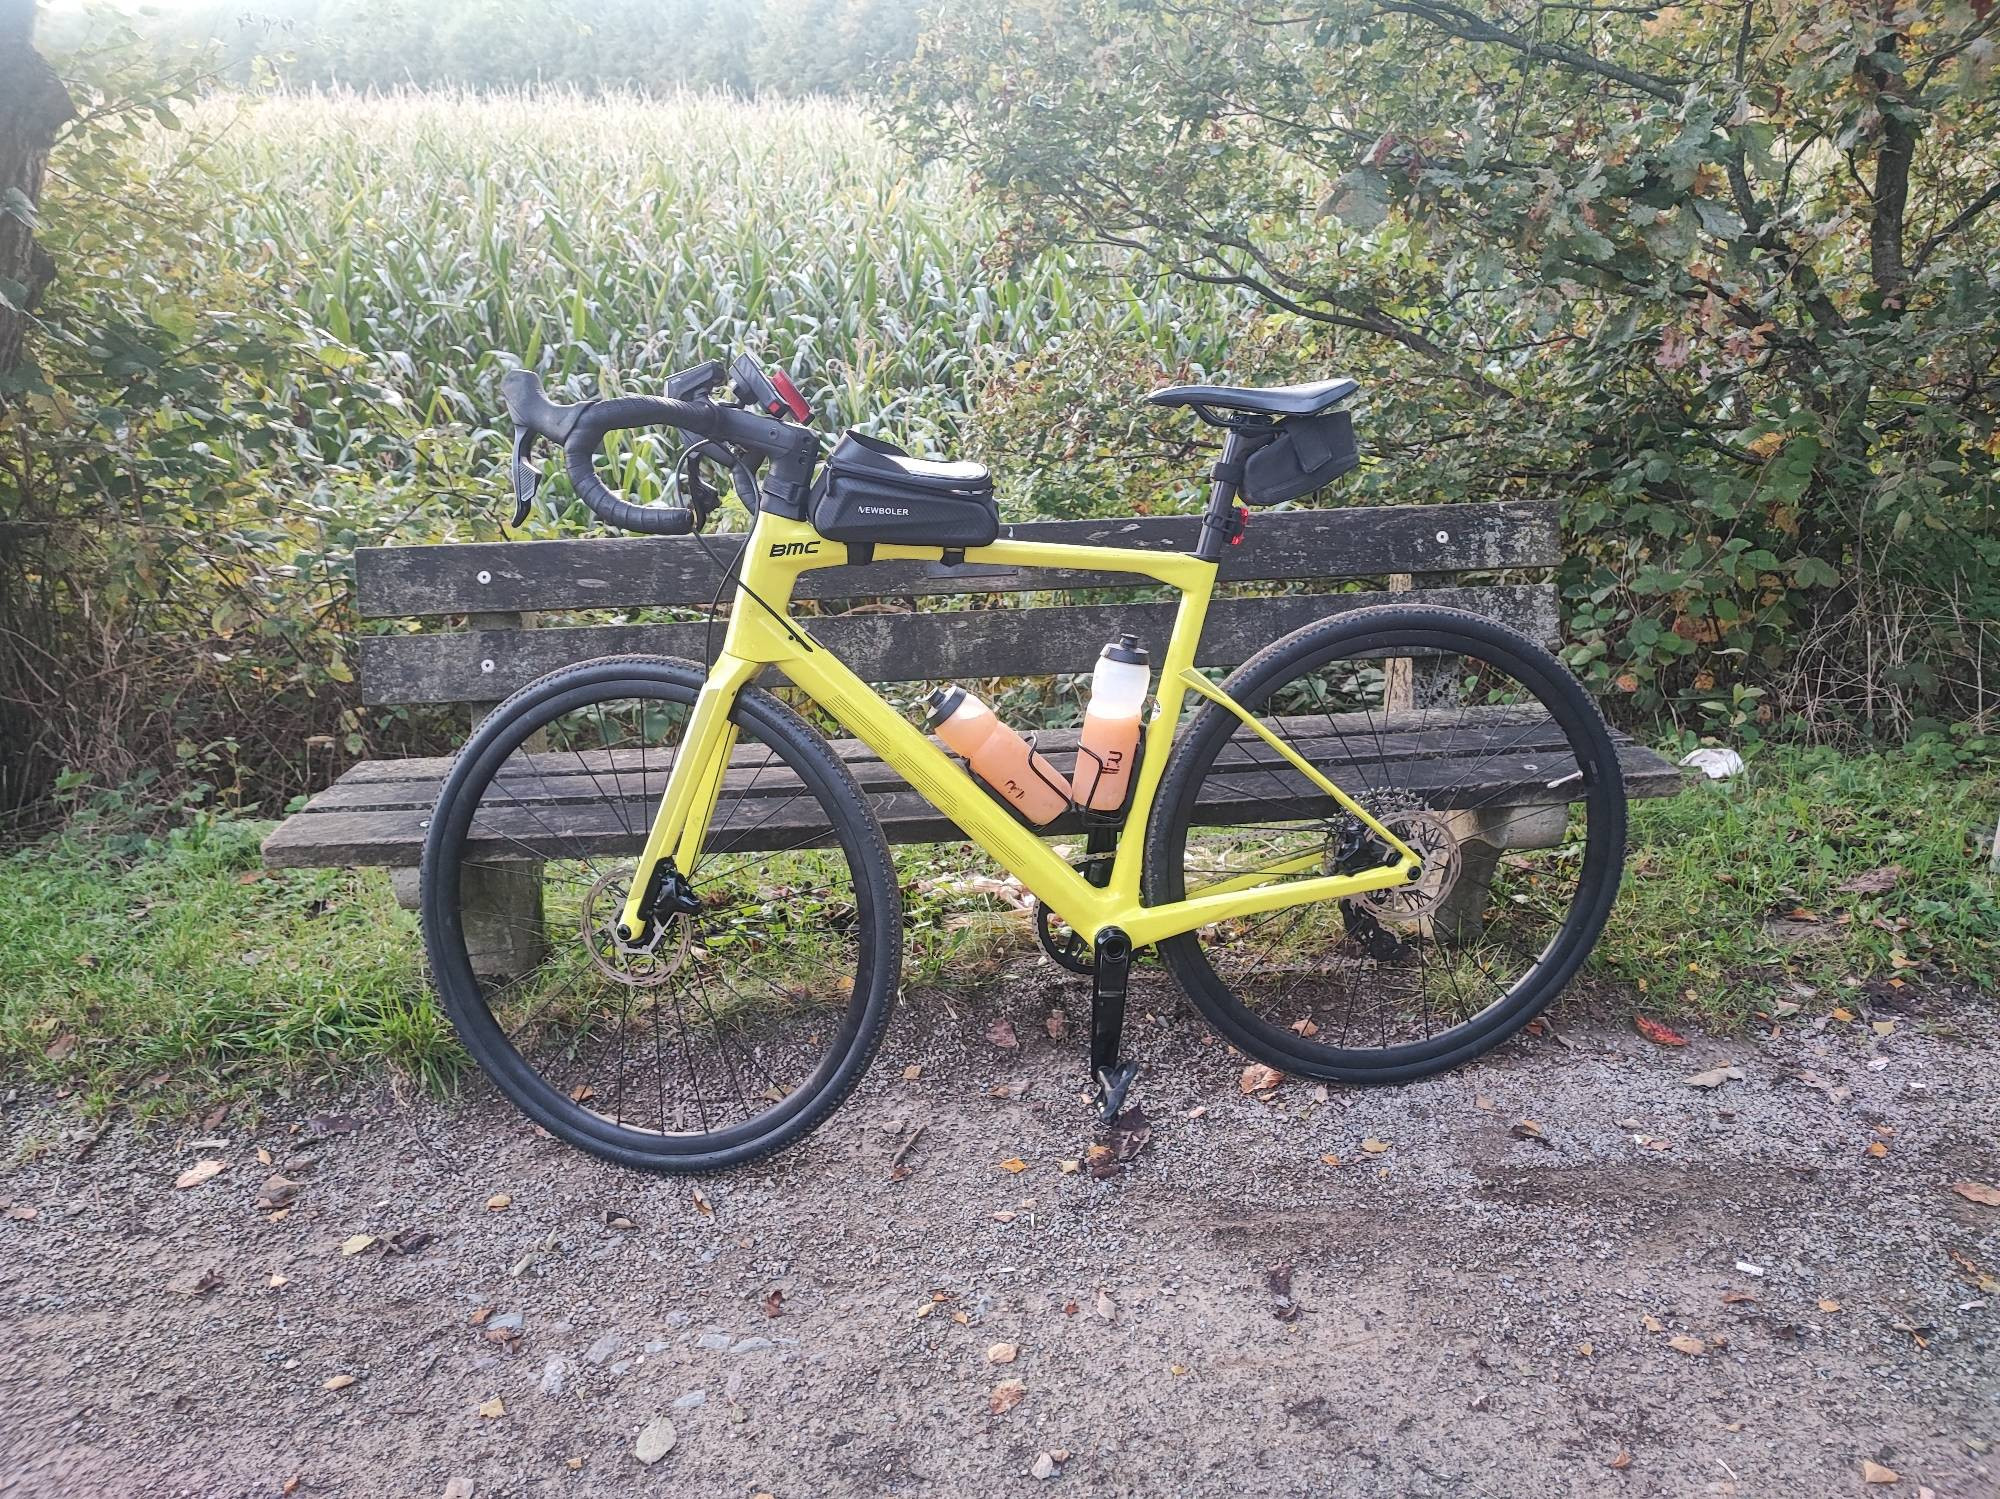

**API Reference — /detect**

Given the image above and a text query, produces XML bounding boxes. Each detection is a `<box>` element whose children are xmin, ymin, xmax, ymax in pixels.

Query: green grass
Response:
<box><xmin>1606</xmin><ymin>746</ymin><xmax>1999</xmax><ymax>1023</ymax></box>
<box><xmin>0</xmin><ymin>818</ymin><xmax>451</xmax><ymax>1114</ymax></box>
<box><xmin>2</xmin><ymin>748</ymin><xmax>1992</xmax><ymax>1110</ymax></box>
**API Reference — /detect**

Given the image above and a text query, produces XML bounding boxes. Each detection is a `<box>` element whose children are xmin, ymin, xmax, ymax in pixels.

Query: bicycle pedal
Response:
<box><xmin>1095</xmin><ymin>1059</ymin><xmax>1140</xmax><ymax>1123</ymax></box>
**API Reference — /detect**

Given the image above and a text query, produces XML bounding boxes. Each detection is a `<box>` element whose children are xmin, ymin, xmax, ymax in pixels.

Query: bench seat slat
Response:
<box><xmin>357</xmin><ymin>502</ymin><xmax>1559</xmax><ymax>617</ymax></box>
<box><xmin>261</xmin><ymin>735</ymin><xmax>1681</xmax><ymax>869</ymax></box>
<box><xmin>359</xmin><ymin>583</ymin><xmax>1560</xmax><ymax>706</ymax></box>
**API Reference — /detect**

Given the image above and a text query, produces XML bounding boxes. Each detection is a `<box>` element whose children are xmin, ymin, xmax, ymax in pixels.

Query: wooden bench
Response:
<box><xmin>263</xmin><ymin>502</ymin><xmax>1682</xmax><ymax>942</ymax></box>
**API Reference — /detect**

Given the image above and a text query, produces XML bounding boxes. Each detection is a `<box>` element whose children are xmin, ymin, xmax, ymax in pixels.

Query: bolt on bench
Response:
<box><xmin>262</xmin><ymin>500</ymin><xmax>1683</xmax><ymax>972</ymax></box>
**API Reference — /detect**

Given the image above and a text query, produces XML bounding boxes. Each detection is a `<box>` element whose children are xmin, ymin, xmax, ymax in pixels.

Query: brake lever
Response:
<box><xmin>508</xmin><ymin>425</ymin><xmax>541</xmax><ymax>529</ymax></box>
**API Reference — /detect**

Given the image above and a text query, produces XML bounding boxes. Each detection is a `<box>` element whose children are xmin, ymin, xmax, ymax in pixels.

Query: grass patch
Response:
<box><xmin>1602</xmin><ymin>745</ymin><xmax>1999</xmax><ymax>1022</ymax></box>
<box><xmin>0</xmin><ymin>818</ymin><xmax>452</xmax><ymax>1113</ymax></box>
<box><xmin>1</xmin><ymin>749</ymin><xmax>1991</xmax><ymax>1110</ymax></box>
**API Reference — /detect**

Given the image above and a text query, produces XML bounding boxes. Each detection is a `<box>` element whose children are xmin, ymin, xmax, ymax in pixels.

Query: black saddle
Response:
<box><xmin>1146</xmin><ymin>376</ymin><xmax>1359</xmax><ymax>421</ymax></box>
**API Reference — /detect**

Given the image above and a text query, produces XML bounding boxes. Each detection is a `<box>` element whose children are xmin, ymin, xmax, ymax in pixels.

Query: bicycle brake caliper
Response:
<box><xmin>1090</xmin><ymin>927</ymin><xmax>1139</xmax><ymax>1122</ymax></box>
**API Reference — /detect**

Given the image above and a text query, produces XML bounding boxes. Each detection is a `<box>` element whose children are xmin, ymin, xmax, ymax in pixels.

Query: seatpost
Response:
<box><xmin>1196</xmin><ymin>427</ymin><xmax>1254</xmax><ymax>563</ymax></box>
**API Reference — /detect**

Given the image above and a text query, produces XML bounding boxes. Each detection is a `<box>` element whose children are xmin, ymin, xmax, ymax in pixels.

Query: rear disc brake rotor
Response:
<box><xmin>1356</xmin><ymin>808</ymin><xmax>1464</xmax><ymax>921</ymax></box>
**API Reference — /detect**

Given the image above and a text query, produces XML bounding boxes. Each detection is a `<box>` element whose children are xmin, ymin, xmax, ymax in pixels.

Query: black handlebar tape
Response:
<box><xmin>562</xmin><ymin>396</ymin><xmax>720</xmax><ymax>536</ymax></box>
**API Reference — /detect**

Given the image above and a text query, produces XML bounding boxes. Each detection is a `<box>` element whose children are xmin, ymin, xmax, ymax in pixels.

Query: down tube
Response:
<box><xmin>775</xmin><ymin>647</ymin><xmax>1111</xmax><ymax>937</ymax></box>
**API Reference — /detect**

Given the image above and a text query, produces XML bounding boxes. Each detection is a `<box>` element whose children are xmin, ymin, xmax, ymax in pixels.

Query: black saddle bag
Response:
<box><xmin>811</xmin><ymin>431</ymin><xmax>999</xmax><ymax>549</ymax></box>
<box><xmin>1241</xmin><ymin>410</ymin><xmax>1359</xmax><ymax>506</ymax></box>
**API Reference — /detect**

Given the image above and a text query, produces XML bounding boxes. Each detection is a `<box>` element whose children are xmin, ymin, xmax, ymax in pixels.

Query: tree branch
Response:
<box><xmin>1373</xmin><ymin>0</ymin><xmax>1684</xmax><ymax>103</ymax></box>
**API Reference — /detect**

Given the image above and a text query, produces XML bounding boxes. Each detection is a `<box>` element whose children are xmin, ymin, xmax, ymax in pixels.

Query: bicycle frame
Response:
<box><xmin>617</xmin><ymin>510</ymin><xmax>1421</xmax><ymax>948</ymax></box>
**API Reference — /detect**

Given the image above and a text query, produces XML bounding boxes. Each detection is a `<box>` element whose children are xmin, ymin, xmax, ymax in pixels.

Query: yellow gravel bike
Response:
<box><xmin>420</xmin><ymin>354</ymin><xmax>1625</xmax><ymax>1171</ymax></box>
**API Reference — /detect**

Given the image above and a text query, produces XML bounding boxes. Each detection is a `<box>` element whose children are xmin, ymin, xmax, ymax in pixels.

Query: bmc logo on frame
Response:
<box><xmin>769</xmin><ymin>541</ymin><xmax>822</xmax><ymax>558</ymax></box>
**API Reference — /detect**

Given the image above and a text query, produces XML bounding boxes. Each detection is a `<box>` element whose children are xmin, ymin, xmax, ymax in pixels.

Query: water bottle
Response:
<box><xmin>1073</xmin><ymin>633</ymin><xmax>1149</xmax><ymax>812</ymax></box>
<box><xmin>924</xmin><ymin>686</ymin><xmax>1069</xmax><ymax>825</ymax></box>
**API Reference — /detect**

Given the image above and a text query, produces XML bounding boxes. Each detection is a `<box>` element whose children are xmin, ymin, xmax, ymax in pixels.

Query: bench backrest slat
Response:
<box><xmin>359</xmin><ymin>582</ymin><xmax>1560</xmax><ymax>706</ymax></box>
<box><xmin>356</xmin><ymin>502</ymin><xmax>1557</xmax><ymax>618</ymax></box>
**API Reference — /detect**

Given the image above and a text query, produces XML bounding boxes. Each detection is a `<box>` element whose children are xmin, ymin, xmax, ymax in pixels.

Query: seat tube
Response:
<box><xmin>1195</xmin><ymin>428</ymin><xmax>1253</xmax><ymax>563</ymax></box>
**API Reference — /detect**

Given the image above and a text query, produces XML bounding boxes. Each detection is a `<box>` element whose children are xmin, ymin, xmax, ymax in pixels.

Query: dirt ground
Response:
<box><xmin>2</xmin><ymin>963</ymin><xmax>1997</xmax><ymax>1499</ymax></box>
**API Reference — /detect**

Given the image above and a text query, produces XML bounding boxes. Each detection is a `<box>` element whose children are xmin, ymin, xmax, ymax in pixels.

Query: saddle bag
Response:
<box><xmin>811</xmin><ymin>430</ymin><xmax>1000</xmax><ymax>549</ymax></box>
<box><xmin>1241</xmin><ymin>410</ymin><xmax>1359</xmax><ymax>506</ymax></box>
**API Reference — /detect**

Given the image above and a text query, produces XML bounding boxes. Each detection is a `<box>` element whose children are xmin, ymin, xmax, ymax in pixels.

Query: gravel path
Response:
<box><xmin>2</xmin><ymin>966</ymin><xmax>1997</xmax><ymax>1499</ymax></box>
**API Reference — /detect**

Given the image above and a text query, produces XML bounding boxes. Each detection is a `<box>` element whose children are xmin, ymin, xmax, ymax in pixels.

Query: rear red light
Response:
<box><xmin>768</xmin><ymin>367</ymin><xmax>811</xmax><ymax>424</ymax></box>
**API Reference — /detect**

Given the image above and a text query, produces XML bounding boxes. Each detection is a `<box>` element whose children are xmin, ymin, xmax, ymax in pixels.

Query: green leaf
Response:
<box><xmin>1317</xmin><ymin>168</ymin><xmax>1389</xmax><ymax>231</ymax></box>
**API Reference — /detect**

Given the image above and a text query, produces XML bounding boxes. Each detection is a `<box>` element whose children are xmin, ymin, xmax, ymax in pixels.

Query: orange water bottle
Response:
<box><xmin>925</xmin><ymin>686</ymin><xmax>1069</xmax><ymax>825</ymax></box>
<box><xmin>1072</xmin><ymin>633</ymin><xmax>1150</xmax><ymax>812</ymax></box>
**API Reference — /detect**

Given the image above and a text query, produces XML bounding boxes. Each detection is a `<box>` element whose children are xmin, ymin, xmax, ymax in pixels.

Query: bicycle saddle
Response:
<box><xmin>1146</xmin><ymin>376</ymin><xmax>1358</xmax><ymax>418</ymax></box>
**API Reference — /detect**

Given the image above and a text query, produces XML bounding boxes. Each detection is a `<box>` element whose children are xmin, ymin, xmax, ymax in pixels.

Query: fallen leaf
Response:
<box><xmin>339</xmin><ymin>1234</ymin><xmax>376</xmax><ymax>1256</ymax></box>
<box><xmin>691</xmin><ymin>1186</ymin><xmax>714</xmax><ymax>1218</ymax></box>
<box><xmin>1575</xmin><ymin>1341</ymin><xmax>1593</xmax><ymax>1357</ymax></box>
<box><xmin>1288</xmin><ymin>1016</ymin><xmax>1319</xmax><ymax>1038</ymax></box>
<box><xmin>1510</xmin><ymin>1119</ymin><xmax>1550</xmax><ymax>1147</ymax></box>
<box><xmin>486</xmin><ymin>1193</ymin><xmax>512</xmax><ymax>1211</ymax></box>
<box><xmin>603</xmin><ymin>1210</ymin><xmax>636</xmax><ymax>1230</ymax></box>
<box><xmin>1667</xmin><ymin>1335</ymin><xmax>1707</xmax><ymax>1356</ymax></box>
<box><xmin>1091</xmin><ymin>1105</ymin><xmax>1151</xmax><ymax>1178</ymax></box>
<box><xmin>987</xmin><ymin>1081</ymin><xmax>1029</xmax><ymax>1100</ymax></box>
<box><xmin>988</xmin><ymin>1378</ymin><xmax>1026</xmax><ymax>1414</ymax></box>
<box><xmin>1474</xmin><ymin>1094</ymin><xmax>1497</xmax><ymax>1112</ymax></box>
<box><xmin>5</xmin><ymin>1204</ymin><xmax>38</xmax><ymax>1221</ymax></box>
<box><xmin>1239</xmin><ymin>1063</ymin><xmax>1284</xmax><ymax>1094</ymax></box>
<box><xmin>1634</xmin><ymin>1016</ymin><xmax>1688</xmax><ymax>1047</ymax></box>
<box><xmin>1721</xmin><ymin>1289</ymin><xmax>1757</xmax><ymax>1304</ymax></box>
<box><xmin>174</xmin><ymin>1159</ymin><xmax>228</xmax><ymax>1190</ymax></box>
<box><xmin>1045</xmin><ymin>1010</ymin><xmax>1068</xmax><ymax>1040</ymax></box>
<box><xmin>268</xmin><ymin>1273</ymin><xmax>288</xmax><ymax>1289</ymax></box>
<box><xmin>1093</xmin><ymin>1288</ymin><xmax>1117</xmax><ymax>1323</ymax></box>
<box><xmin>1319</xmin><ymin>1153</ymin><xmax>1342</xmax><ymax>1167</ymax></box>
<box><xmin>762</xmin><ymin>1289</ymin><xmax>784</xmax><ymax>1318</ymax></box>
<box><xmin>256</xmin><ymin>1147</ymin><xmax>273</xmax><ymax>1167</ymax></box>
<box><xmin>1266</xmin><ymin>1262</ymin><xmax>1301</xmax><ymax>1323</ymax></box>
<box><xmin>1835</xmin><ymin>865</ymin><xmax>1904</xmax><ymax>895</ymax></box>
<box><xmin>1186</xmin><ymin>1106</ymin><xmax>1207</xmax><ymax>1120</ymax></box>
<box><xmin>1609</xmin><ymin>1448</ymin><xmax>1632</xmax><ymax>1470</ymax></box>
<box><xmin>478</xmin><ymin>1396</ymin><xmax>505</xmax><ymax>1419</ymax></box>
<box><xmin>257</xmin><ymin>1175</ymin><xmax>302</xmax><ymax>1211</ymax></box>
<box><xmin>1871</xmin><ymin>1020</ymin><xmax>1896</xmax><ymax>1036</ymax></box>
<box><xmin>1684</xmin><ymin>1065</ymin><xmax>1744</xmax><ymax>1089</ymax></box>
<box><xmin>985</xmin><ymin>1019</ymin><xmax>1019</xmax><ymax>1049</ymax></box>
<box><xmin>1865</xmin><ymin>1141</ymin><xmax>1889</xmax><ymax>1159</ymax></box>
<box><xmin>44</xmin><ymin>1032</ymin><xmax>77</xmax><ymax>1060</ymax></box>
<box><xmin>998</xmin><ymin>1157</ymin><xmax>1029</xmax><ymax>1174</ymax></box>
<box><xmin>1818</xmin><ymin>1298</ymin><xmax>1841</xmax><ymax>1313</ymax></box>
<box><xmin>1951</xmin><ymin>1181</ymin><xmax>2000</xmax><ymax>1207</ymax></box>
<box><xmin>1057</xmin><ymin>1159</ymin><xmax>1078</xmax><ymax>1175</ymax></box>
<box><xmin>902</xmin><ymin>1064</ymin><xmax>922</xmax><ymax>1081</ymax></box>
<box><xmin>1169</xmin><ymin>1363</ymin><xmax>1189</xmax><ymax>1376</ymax></box>
<box><xmin>1861</xmin><ymin>1460</ymin><xmax>1900</xmax><ymax>1484</ymax></box>
<box><xmin>1641</xmin><ymin>1314</ymin><xmax>1665</xmax><ymax>1333</ymax></box>
<box><xmin>1361</xmin><ymin>1138</ymin><xmax>1390</xmax><ymax>1155</ymax></box>
<box><xmin>322</xmin><ymin>1374</ymin><xmax>356</xmax><ymax>1391</ymax></box>
<box><xmin>987</xmin><ymin>1342</ymin><xmax>1018</xmax><ymax>1364</ymax></box>
<box><xmin>1830</xmin><ymin>1006</ymin><xmax>1855</xmax><ymax>1023</ymax></box>
<box><xmin>169</xmin><ymin>1267</ymin><xmax>223</xmax><ymax>1296</ymax></box>
<box><xmin>633</xmin><ymin>1415</ymin><xmax>677</xmax><ymax>1465</ymax></box>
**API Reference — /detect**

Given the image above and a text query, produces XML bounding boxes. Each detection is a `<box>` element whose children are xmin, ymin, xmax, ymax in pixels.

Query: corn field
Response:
<box><xmin>177</xmin><ymin>89</ymin><xmax>1252</xmax><ymax>483</ymax></box>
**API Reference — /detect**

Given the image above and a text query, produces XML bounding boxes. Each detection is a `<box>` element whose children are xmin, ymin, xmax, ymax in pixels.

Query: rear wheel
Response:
<box><xmin>1144</xmin><ymin>605</ymin><xmax>1625</xmax><ymax>1082</ymax></box>
<box><xmin>420</xmin><ymin>656</ymin><xmax>901</xmax><ymax>1172</ymax></box>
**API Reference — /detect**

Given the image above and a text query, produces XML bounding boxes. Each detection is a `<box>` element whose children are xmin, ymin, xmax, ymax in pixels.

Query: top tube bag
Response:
<box><xmin>810</xmin><ymin>431</ymin><xmax>1000</xmax><ymax>549</ymax></box>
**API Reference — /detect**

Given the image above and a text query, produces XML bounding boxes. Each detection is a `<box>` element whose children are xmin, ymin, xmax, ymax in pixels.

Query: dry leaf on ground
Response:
<box><xmin>987</xmin><ymin>1342</ymin><xmax>1018</xmax><ymax>1364</ymax></box>
<box><xmin>322</xmin><ymin>1374</ymin><xmax>355</xmax><ymax>1391</ymax></box>
<box><xmin>477</xmin><ymin>1396</ymin><xmax>505</xmax><ymax>1418</ymax></box>
<box><xmin>1634</xmin><ymin>1016</ymin><xmax>1688</xmax><ymax>1046</ymax></box>
<box><xmin>985</xmin><ymin>1019</ymin><xmax>1019</xmax><ymax>1049</ymax></box>
<box><xmin>1240</xmin><ymin>1063</ymin><xmax>1284</xmax><ymax>1094</ymax></box>
<box><xmin>1836</xmin><ymin>865</ymin><xmax>1905</xmax><ymax>895</ymax></box>
<box><xmin>1608</xmin><ymin>1449</ymin><xmax>1632</xmax><ymax>1470</ymax></box>
<box><xmin>1860</xmin><ymin>1460</ymin><xmax>1900</xmax><ymax>1484</ymax></box>
<box><xmin>485</xmin><ymin>1193</ymin><xmax>511</xmax><ymax>1211</ymax></box>
<box><xmin>1684</xmin><ymin>1065</ymin><xmax>1743</xmax><ymax>1089</ymax></box>
<box><xmin>1667</xmin><ymin>1335</ymin><xmax>1707</xmax><ymax>1356</ymax></box>
<box><xmin>1361</xmin><ymin>1138</ymin><xmax>1390</xmax><ymax>1155</ymax></box>
<box><xmin>339</xmin><ymin>1234</ymin><xmax>376</xmax><ymax>1256</ymax></box>
<box><xmin>998</xmin><ymin>1157</ymin><xmax>1029</xmax><ymax>1174</ymax></box>
<box><xmin>989</xmin><ymin>1378</ymin><xmax>1026</xmax><ymax>1414</ymax></box>
<box><xmin>174</xmin><ymin>1159</ymin><xmax>228</xmax><ymax>1190</ymax></box>
<box><xmin>1951</xmin><ymin>1181</ymin><xmax>2000</xmax><ymax>1207</ymax></box>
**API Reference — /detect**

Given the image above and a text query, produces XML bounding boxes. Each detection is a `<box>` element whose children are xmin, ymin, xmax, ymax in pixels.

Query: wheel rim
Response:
<box><xmin>429</xmin><ymin>674</ymin><xmax>878</xmax><ymax>1148</ymax></box>
<box><xmin>1160</xmin><ymin>625</ymin><xmax>1619</xmax><ymax>1067</ymax></box>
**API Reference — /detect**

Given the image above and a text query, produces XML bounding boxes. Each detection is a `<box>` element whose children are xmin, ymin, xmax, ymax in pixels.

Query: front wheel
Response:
<box><xmin>420</xmin><ymin>655</ymin><xmax>902</xmax><ymax>1172</ymax></box>
<box><xmin>1144</xmin><ymin>605</ymin><xmax>1625</xmax><ymax>1083</ymax></box>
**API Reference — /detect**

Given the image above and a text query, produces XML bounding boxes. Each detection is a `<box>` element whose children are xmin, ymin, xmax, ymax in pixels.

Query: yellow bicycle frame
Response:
<box><xmin>618</xmin><ymin>511</ymin><xmax>1420</xmax><ymax>948</ymax></box>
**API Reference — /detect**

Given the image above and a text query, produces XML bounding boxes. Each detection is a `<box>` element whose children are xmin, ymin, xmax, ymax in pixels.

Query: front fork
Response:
<box><xmin>616</xmin><ymin>661</ymin><xmax>753</xmax><ymax>943</ymax></box>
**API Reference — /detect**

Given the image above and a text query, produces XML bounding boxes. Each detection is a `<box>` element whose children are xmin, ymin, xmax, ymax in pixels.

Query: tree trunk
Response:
<box><xmin>0</xmin><ymin>0</ymin><xmax>77</xmax><ymax>396</ymax></box>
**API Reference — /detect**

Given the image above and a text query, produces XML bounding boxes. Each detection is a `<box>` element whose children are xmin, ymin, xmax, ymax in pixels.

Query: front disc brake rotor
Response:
<box><xmin>581</xmin><ymin>871</ymin><xmax>690</xmax><ymax>988</ymax></box>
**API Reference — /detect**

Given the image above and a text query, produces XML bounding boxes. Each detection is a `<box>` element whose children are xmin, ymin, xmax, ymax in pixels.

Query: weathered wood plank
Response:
<box><xmin>299</xmin><ymin>708</ymin><xmax>1583</xmax><ymax>814</ymax></box>
<box><xmin>358</xmin><ymin>583</ymin><xmax>1561</xmax><ymax>706</ymax></box>
<box><xmin>356</xmin><ymin>502</ymin><xmax>1559</xmax><ymax>617</ymax></box>
<box><xmin>262</xmin><ymin>738</ymin><xmax>1680</xmax><ymax>868</ymax></box>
